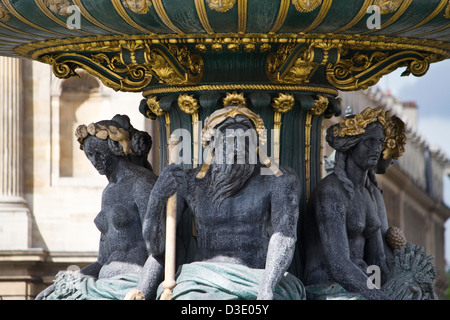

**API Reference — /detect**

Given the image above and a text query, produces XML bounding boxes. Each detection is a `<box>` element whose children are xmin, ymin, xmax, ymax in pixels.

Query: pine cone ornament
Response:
<box><xmin>386</xmin><ymin>226</ymin><xmax>407</xmax><ymax>250</ymax></box>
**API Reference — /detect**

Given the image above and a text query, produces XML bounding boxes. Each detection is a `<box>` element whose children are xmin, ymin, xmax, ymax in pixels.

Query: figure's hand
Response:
<box><xmin>124</xmin><ymin>289</ymin><xmax>145</xmax><ymax>300</ymax></box>
<box><xmin>154</xmin><ymin>164</ymin><xmax>185</xmax><ymax>199</ymax></box>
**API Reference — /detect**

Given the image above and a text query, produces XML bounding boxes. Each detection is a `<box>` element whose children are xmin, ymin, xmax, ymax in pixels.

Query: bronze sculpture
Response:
<box><xmin>140</xmin><ymin>105</ymin><xmax>305</xmax><ymax>300</ymax></box>
<box><xmin>303</xmin><ymin>107</ymin><xmax>437</xmax><ymax>300</ymax></box>
<box><xmin>36</xmin><ymin>115</ymin><xmax>160</xmax><ymax>300</ymax></box>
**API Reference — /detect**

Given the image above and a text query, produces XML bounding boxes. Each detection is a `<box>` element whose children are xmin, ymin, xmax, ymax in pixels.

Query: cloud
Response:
<box><xmin>378</xmin><ymin>59</ymin><xmax>450</xmax><ymax>118</ymax></box>
<box><xmin>418</xmin><ymin>116</ymin><xmax>450</xmax><ymax>157</ymax></box>
<box><xmin>377</xmin><ymin>68</ymin><xmax>419</xmax><ymax>97</ymax></box>
<box><xmin>378</xmin><ymin>59</ymin><xmax>450</xmax><ymax>265</ymax></box>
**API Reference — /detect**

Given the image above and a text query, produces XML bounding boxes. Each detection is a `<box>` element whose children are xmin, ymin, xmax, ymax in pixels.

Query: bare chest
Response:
<box><xmin>191</xmin><ymin>181</ymin><xmax>271</xmax><ymax>228</ymax></box>
<box><xmin>346</xmin><ymin>190</ymin><xmax>381</xmax><ymax>239</ymax></box>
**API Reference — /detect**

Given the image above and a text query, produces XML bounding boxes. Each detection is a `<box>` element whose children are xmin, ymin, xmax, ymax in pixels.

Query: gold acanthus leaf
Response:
<box><xmin>223</xmin><ymin>91</ymin><xmax>246</xmax><ymax>107</ymax></box>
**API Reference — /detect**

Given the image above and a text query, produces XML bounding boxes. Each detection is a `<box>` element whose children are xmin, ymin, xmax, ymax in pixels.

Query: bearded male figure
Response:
<box><xmin>141</xmin><ymin>105</ymin><xmax>305</xmax><ymax>300</ymax></box>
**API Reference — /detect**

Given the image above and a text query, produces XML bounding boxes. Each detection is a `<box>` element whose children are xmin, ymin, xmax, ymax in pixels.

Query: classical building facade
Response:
<box><xmin>1</xmin><ymin>56</ymin><xmax>449</xmax><ymax>299</ymax></box>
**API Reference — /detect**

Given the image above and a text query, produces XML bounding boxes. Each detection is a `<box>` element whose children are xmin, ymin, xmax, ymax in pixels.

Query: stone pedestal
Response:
<box><xmin>0</xmin><ymin>57</ymin><xmax>31</xmax><ymax>250</ymax></box>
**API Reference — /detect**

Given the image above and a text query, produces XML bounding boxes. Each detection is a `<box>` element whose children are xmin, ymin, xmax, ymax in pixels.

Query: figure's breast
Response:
<box><xmin>94</xmin><ymin>210</ymin><xmax>108</xmax><ymax>233</ymax></box>
<box><xmin>96</xmin><ymin>203</ymin><xmax>139</xmax><ymax>236</ymax></box>
<box><xmin>363</xmin><ymin>209</ymin><xmax>382</xmax><ymax>238</ymax></box>
<box><xmin>101</xmin><ymin>184</ymin><xmax>141</xmax><ymax>231</ymax></box>
<box><xmin>346</xmin><ymin>209</ymin><xmax>365</xmax><ymax>239</ymax></box>
<box><xmin>346</xmin><ymin>203</ymin><xmax>381</xmax><ymax>239</ymax></box>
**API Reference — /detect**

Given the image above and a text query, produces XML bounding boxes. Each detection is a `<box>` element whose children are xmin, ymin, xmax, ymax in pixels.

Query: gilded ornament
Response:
<box><xmin>211</xmin><ymin>42</ymin><xmax>223</xmax><ymax>51</ymax></box>
<box><xmin>310</xmin><ymin>95</ymin><xmax>328</xmax><ymax>116</ymax></box>
<box><xmin>201</xmin><ymin>105</ymin><xmax>266</xmax><ymax>147</ymax></box>
<box><xmin>223</xmin><ymin>91</ymin><xmax>246</xmax><ymax>107</ymax></box>
<box><xmin>206</xmin><ymin>0</ymin><xmax>236</xmax><ymax>12</ymax></box>
<box><xmin>144</xmin><ymin>84</ymin><xmax>338</xmax><ymax>97</ymax></box>
<box><xmin>178</xmin><ymin>94</ymin><xmax>199</xmax><ymax>114</ymax></box>
<box><xmin>37</xmin><ymin>40</ymin><xmax>203</xmax><ymax>91</ymax></box>
<box><xmin>40</xmin><ymin>55</ymin><xmax>78</xmax><ymax>79</ymax></box>
<box><xmin>259</xmin><ymin>43</ymin><xmax>272</xmax><ymax>52</ymax></box>
<box><xmin>332</xmin><ymin>107</ymin><xmax>387</xmax><ymax>138</ymax></box>
<box><xmin>243</xmin><ymin>43</ymin><xmax>256</xmax><ymax>52</ymax></box>
<box><xmin>43</xmin><ymin>0</ymin><xmax>72</xmax><ymax>16</ymax></box>
<box><xmin>148</xmin><ymin>43</ymin><xmax>198</xmax><ymax>86</ymax></box>
<box><xmin>267</xmin><ymin>44</ymin><xmax>320</xmax><ymax>84</ymax></box>
<box><xmin>331</xmin><ymin>107</ymin><xmax>406</xmax><ymax>160</ymax></box>
<box><xmin>14</xmin><ymin>33</ymin><xmax>449</xmax><ymax>94</ymax></box>
<box><xmin>271</xmin><ymin>92</ymin><xmax>294</xmax><ymax>165</ymax></box>
<box><xmin>122</xmin><ymin>0</ymin><xmax>152</xmax><ymax>14</ymax></box>
<box><xmin>75</xmin><ymin>123</ymin><xmax>134</xmax><ymax>155</ymax></box>
<box><xmin>197</xmin><ymin>105</ymin><xmax>280</xmax><ymax>178</ymax></box>
<box><xmin>166</xmin><ymin>44</ymin><xmax>204</xmax><ymax>82</ymax></box>
<box><xmin>283</xmin><ymin>60</ymin><xmax>316</xmax><ymax>83</ymax></box>
<box><xmin>0</xmin><ymin>3</ymin><xmax>10</xmax><ymax>21</ymax></box>
<box><xmin>373</xmin><ymin>0</ymin><xmax>403</xmax><ymax>14</ymax></box>
<box><xmin>16</xmin><ymin>33</ymin><xmax>450</xmax><ymax>61</ymax></box>
<box><xmin>382</xmin><ymin>112</ymin><xmax>406</xmax><ymax>160</ymax></box>
<box><xmin>195</xmin><ymin>44</ymin><xmax>208</xmax><ymax>52</ymax></box>
<box><xmin>146</xmin><ymin>96</ymin><xmax>165</xmax><ymax>117</ymax></box>
<box><xmin>445</xmin><ymin>2</ymin><xmax>450</xmax><ymax>18</ymax></box>
<box><xmin>292</xmin><ymin>0</ymin><xmax>322</xmax><ymax>13</ymax></box>
<box><xmin>304</xmin><ymin>95</ymin><xmax>329</xmax><ymax>199</ymax></box>
<box><xmin>227</xmin><ymin>43</ymin><xmax>240</xmax><ymax>52</ymax></box>
<box><xmin>272</xmin><ymin>93</ymin><xmax>295</xmax><ymax>114</ymax></box>
<box><xmin>266</xmin><ymin>44</ymin><xmax>296</xmax><ymax>75</ymax></box>
<box><xmin>326</xmin><ymin>49</ymin><xmax>441</xmax><ymax>91</ymax></box>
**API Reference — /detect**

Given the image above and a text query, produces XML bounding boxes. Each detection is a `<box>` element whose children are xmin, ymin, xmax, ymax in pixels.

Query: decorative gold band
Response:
<box><xmin>14</xmin><ymin>33</ymin><xmax>450</xmax><ymax>60</ymax></box>
<box><xmin>143</xmin><ymin>84</ymin><xmax>339</xmax><ymax>97</ymax></box>
<box><xmin>14</xmin><ymin>33</ymin><xmax>448</xmax><ymax>93</ymax></box>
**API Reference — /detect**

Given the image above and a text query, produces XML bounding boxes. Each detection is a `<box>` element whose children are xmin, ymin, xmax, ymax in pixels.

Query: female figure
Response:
<box><xmin>303</xmin><ymin>107</ymin><xmax>392</xmax><ymax>300</ymax></box>
<box><xmin>36</xmin><ymin>115</ymin><xmax>161</xmax><ymax>300</ymax></box>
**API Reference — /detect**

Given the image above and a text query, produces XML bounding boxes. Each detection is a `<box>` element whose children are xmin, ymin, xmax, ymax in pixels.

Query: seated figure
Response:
<box><xmin>303</xmin><ymin>107</ymin><xmax>437</xmax><ymax>300</ymax></box>
<box><xmin>36</xmin><ymin>115</ymin><xmax>162</xmax><ymax>300</ymax></box>
<box><xmin>141</xmin><ymin>105</ymin><xmax>305</xmax><ymax>300</ymax></box>
<box><xmin>374</xmin><ymin>115</ymin><xmax>438</xmax><ymax>300</ymax></box>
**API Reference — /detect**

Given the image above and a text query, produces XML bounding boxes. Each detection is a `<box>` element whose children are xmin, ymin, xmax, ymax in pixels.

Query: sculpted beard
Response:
<box><xmin>208</xmin><ymin>157</ymin><xmax>255</xmax><ymax>208</ymax></box>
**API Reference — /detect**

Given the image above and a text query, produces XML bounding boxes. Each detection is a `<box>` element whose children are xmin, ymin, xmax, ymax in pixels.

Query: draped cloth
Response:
<box><xmin>43</xmin><ymin>271</ymin><xmax>139</xmax><ymax>300</ymax></box>
<box><xmin>305</xmin><ymin>283</ymin><xmax>365</xmax><ymax>300</ymax></box>
<box><xmin>157</xmin><ymin>261</ymin><xmax>306</xmax><ymax>300</ymax></box>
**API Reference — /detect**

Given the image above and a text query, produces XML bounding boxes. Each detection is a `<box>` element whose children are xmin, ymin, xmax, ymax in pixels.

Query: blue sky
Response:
<box><xmin>377</xmin><ymin>59</ymin><xmax>450</xmax><ymax>266</ymax></box>
<box><xmin>377</xmin><ymin>59</ymin><xmax>450</xmax><ymax>153</ymax></box>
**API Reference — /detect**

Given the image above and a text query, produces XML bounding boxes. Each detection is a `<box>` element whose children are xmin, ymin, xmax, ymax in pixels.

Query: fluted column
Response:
<box><xmin>0</xmin><ymin>56</ymin><xmax>31</xmax><ymax>249</ymax></box>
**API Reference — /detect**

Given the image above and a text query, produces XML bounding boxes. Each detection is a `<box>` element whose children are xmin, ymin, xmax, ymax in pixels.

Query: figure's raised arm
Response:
<box><xmin>142</xmin><ymin>164</ymin><xmax>186</xmax><ymax>256</ymax></box>
<box><xmin>136</xmin><ymin>164</ymin><xmax>187</xmax><ymax>299</ymax></box>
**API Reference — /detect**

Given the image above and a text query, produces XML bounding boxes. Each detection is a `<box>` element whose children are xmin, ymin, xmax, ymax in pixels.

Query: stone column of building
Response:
<box><xmin>0</xmin><ymin>56</ymin><xmax>31</xmax><ymax>249</ymax></box>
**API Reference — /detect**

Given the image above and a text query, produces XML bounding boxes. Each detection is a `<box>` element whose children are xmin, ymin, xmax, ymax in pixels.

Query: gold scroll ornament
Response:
<box><xmin>38</xmin><ymin>41</ymin><xmax>204</xmax><ymax>92</ymax></box>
